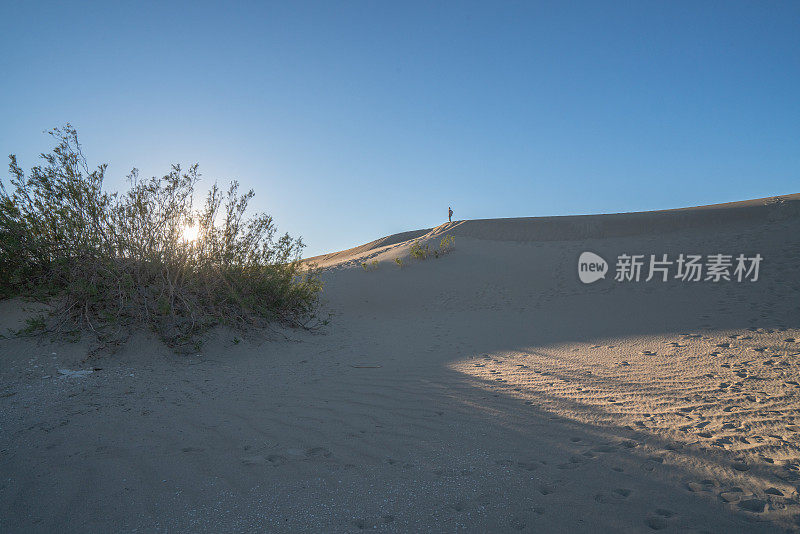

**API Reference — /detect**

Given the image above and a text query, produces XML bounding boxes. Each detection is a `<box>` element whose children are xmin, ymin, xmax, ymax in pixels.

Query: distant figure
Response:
<box><xmin>448</xmin><ymin>206</ymin><xmax>453</xmax><ymax>223</ymax></box>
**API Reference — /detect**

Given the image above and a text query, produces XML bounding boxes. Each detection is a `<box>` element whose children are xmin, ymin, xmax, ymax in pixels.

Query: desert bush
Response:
<box><xmin>361</xmin><ymin>259</ymin><xmax>379</xmax><ymax>271</ymax></box>
<box><xmin>408</xmin><ymin>235</ymin><xmax>454</xmax><ymax>261</ymax></box>
<box><xmin>409</xmin><ymin>240</ymin><xmax>430</xmax><ymax>260</ymax></box>
<box><xmin>0</xmin><ymin>125</ymin><xmax>322</xmax><ymax>347</ymax></box>
<box><xmin>439</xmin><ymin>234</ymin><xmax>455</xmax><ymax>253</ymax></box>
<box><xmin>394</xmin><ymin>257</ymin><xmax>403</xmax><ymax>268</ymax></box>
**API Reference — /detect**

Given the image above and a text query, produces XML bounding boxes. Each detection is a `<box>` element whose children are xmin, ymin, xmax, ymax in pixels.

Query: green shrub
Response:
<box><xmin>408</xmin><ymin>235</ymin><xmax>455</xmax><ymax>262</ymax></box>
<box><xmin>409</xmin><ymin>240</ymin><xmax>430</xmax><ymax>260</ymax></box>
<box><xmin>439</xmin><ymin>234</ymin><xmax>455</xmax><ymax>253</ymax></box>
<box><xmin>0</xmin><ymin>125</ymin><xmax>322</xmax><ymax>347</ymax></box>
<box><xmin>394</xmin><ymin>257</ymin><xmax>403</xmax><ymax>268</ymax></box>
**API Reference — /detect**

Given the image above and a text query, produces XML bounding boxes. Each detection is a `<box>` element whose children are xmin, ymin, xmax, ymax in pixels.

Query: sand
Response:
<box><xmin>1</xmin><ymin>195</ymin><xmax>799</xmax><ymax>532</ymax></box>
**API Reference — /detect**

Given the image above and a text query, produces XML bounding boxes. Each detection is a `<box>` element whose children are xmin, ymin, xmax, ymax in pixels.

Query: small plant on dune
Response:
<box><xmin>394</xmin><ymin>257</ymin><xmax>404</xmax><ymax>269</ymax></box>
<box><xmin>21</xmin><ymin>315</ymin><xmax>46</xmax><ymax>336</ymax></box>
<box><xmin>439</xmin><ymin>234</ymin><xmax>455</xmax><ymax>254</ymax></box>
<box><xmin>361</xmin><ymin>259</ymin><xmax>379</xmax><ymax>271</ymax></box>
<box><xmin>409</xmin><ymin>240</ymin><xmax>430</xmax><ymax>260</ymax></box>
<box><xmin>0</xmin><ymin>125</ymin><xmax>323</xmax><ymax>349</ymax></box>
<box><xmin>408</xmin><ymin>235</ymin><xmax>455</xmax><ymax>262</ymax></box>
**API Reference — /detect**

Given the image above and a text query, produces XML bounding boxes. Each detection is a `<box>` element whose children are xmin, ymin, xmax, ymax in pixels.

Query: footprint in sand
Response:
<box><xmin>517</xmin><ymin>461</ymin><xmax>540</xmax><ymax>471</ymax></box>
<box><xmin>307</xmin><ymin>447</ymin><xmax>332</xmax><ymax>459</ymax></box>
<box><xmin>738</xmin><ymin>498</ymin><xmax>767</xmax><ymax>513</ymax></box>
<box><xmin>644</xmin><ymin>516</ymin><xmax>668</xmax><ymax>530</ymax></box>
<box><xmin>241</xmin><ymin>454</ymin><xmax>288</xmax><ymax>467</ymax></box>
<box><xmin>732</xmin><ymin>461</ymin><xmax>750</xmax><ymax>472</ymax></box>
<box><xmin>557</xmin><ymin>460</ymin><xmax>583</xmax><ymax>470</ymax></box>
<box><xmin>644</xmin><ymin>508</ymin><xmax>676</xmax><ymax>530</ymax></box>
<box><xmin>240</xmin><ymin>455</ymin><xmax>266</xmax><ymax>465</ymax></box>
<box><xmin>719</xmin><ymin>488</ymin><xmax>743</xmax><ymax>503</ymax></box>
<box><xmin>594</xmin><ymin>488</ymin><xmax>632</xmax><ymax>503</ymax></box>
<box><xmin>267</xmin><ymin>454</ymin><xmax>287</xmax><ymax>465</ymax></box>
<box><xmin>686</xmin><ymin>480</ymin><xmax>717</xmax><ymax>493</ymax></box>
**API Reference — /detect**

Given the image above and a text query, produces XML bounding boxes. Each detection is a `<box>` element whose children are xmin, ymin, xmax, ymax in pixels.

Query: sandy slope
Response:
<box><xmin>1</xmin><ymin>195</ymin><xmax>799</xmax><ymax>533</ymax></box>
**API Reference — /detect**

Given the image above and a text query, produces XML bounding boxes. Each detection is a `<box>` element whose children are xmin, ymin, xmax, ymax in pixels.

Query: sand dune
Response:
<box><xmin>307</xmin><ymin>193</ymin><xmax>800</xmax><ymax>268</ymax></box>
<box><xmin>1</xmin><ymin>195</ymin><xmax>799</xmax><ymax>532</ymax></box>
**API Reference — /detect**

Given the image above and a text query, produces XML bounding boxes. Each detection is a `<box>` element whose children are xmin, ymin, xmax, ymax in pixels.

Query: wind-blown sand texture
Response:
<box><xmin>2</xmin><ymin>194</ymin><xmax>799</xmax><ymax>532</ymax></box>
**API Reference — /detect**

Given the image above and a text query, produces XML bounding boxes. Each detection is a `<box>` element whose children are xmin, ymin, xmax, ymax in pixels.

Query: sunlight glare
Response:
<box><xmin>182</xmin><ymin>224</ymin><xmax>200</xmax><ymax>242</ymax></box>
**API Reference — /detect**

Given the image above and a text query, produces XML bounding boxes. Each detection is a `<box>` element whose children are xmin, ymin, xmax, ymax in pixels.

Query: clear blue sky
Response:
<box><xmin>2</xmin><ymin>1</ymin><xmax>798</xmax><ymax>257</ymax></box>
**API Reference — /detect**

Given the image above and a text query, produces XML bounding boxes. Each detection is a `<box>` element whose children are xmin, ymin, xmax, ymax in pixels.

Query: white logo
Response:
<box><xmin>578</xmin><ymin>252</ymin><xmax>608</xmax><ymax>284</ymax></box>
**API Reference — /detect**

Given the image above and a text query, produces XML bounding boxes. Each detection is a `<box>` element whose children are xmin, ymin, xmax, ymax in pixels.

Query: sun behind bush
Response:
<box><xmin>0</xmin><ymin>125</ymin><xmax>322</xmax><ymax>348</ymax></box>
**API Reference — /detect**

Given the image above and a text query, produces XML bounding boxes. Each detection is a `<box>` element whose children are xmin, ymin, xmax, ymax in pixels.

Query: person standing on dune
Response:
<box><xmin>448</xmin><ymin>206</ymin><xmax>453</xmax><ymax>223</ymax></box>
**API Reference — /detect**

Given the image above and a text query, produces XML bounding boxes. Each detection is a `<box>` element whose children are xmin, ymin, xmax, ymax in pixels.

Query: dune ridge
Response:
<box><xmin>308</xmin><ymin>193</ymin><xmax>800</xmax><ymax>268</ymax></box>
